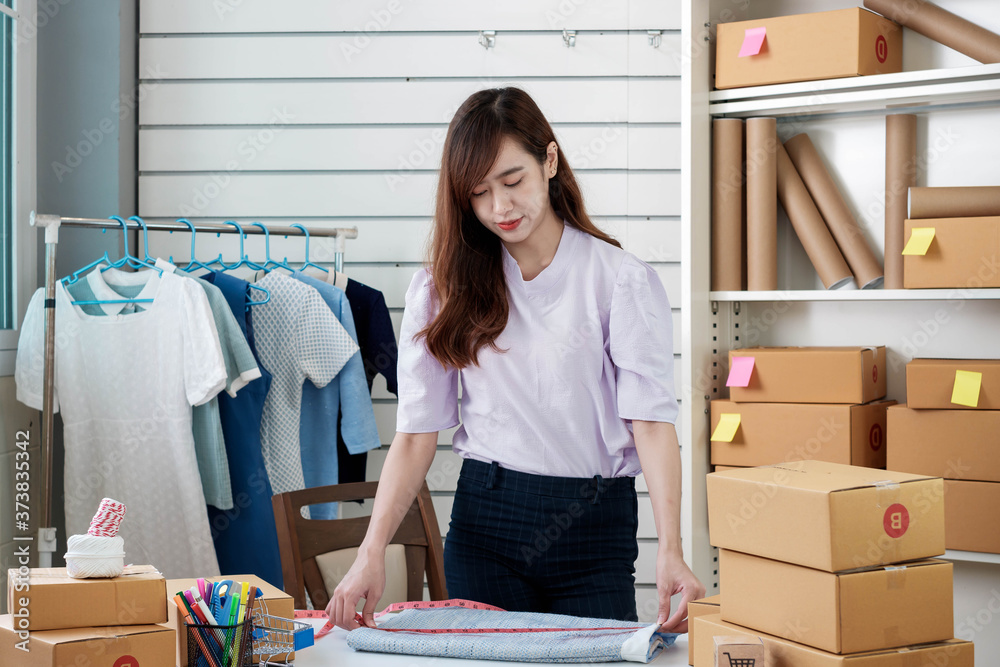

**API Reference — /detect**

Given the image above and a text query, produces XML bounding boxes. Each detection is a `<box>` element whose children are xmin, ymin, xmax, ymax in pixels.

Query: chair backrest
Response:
<box><xmin>272</xmin><ymin>480</ymin><xmax>447</xmax><ymax>610</ymax></box>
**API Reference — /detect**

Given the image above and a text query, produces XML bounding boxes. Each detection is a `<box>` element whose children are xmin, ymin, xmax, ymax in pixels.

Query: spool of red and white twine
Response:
<box><xmin>66</xmin><ymin>498</ymin><xmax>127</xmax><ymax>579</ymax></box>
<box><xmin>88</xmin><ymin>498</ymin><xmax>127</xmax><ymax>537</ymax></box>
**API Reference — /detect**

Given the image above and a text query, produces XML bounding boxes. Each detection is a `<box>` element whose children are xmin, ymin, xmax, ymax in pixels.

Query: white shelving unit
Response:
<box><xmin>710</xmin><ymin>62</ymin><xmax>1000</xmax><ymax>117</ymax></box>
<box><xmin>680</xmin><ymin>6</ymin><xmax>1000</xmax><ymax>657</ymax></box>
<box><xmin>945</xmin><ymin>550</ymin><xmax>1000</xmax><ymax>566</ymax></box>
<box><xmin>711</xmin><ymin>289</ymin><xmax>1000</xmax><ymax>301</ymax></box>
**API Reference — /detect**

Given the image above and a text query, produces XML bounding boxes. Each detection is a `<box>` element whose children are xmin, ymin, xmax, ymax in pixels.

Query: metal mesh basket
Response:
<box><xmin>252</xmin><ymin>610</ymin><xmax>315</xmax><ymax>664</ymax></box>
<box><xmin>186</xmin><ymin>617</ymin><xmax>254</xmax><ymax>667</ymax></box>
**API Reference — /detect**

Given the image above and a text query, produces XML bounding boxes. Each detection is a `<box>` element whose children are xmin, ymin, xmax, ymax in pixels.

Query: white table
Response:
<box><xmin>289</xmin><ymin>618</ymin><xmax>690</xmax><ymax>666</ymax></box>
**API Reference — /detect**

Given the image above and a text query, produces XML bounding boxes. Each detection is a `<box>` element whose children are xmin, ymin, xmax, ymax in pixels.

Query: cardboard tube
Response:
<box><xmin>864</xmin><ymin>0</ymin><xmax>1000</xmax><ymax>64</ymax></box>
<box><xmin>776</xmin><ymin>143</ymin><xmax>854</xmax><ymax>290</ymax></box>
<box><xmin>784</xmin><ymin>134</ymin><xmax>884</xmax><ymax>289</ymax></box>
<box><xmin>885</xmin><ymin>114</ymin><xmax>917</xmax><ymax>289</ymax></box>
<box><xmin>746</xmin><ymin>118</ymin><xmax>777</xmax><ymax>291</ymax></box>
<box><xmin>909</xmin><ymin>186</ymin><xmax>1000</xmax><ymax>218</ymax></box>
<box><xmin>712</xmin><ymin>119</ymin><xmax>744</xmax><ymax>292</ymax></box>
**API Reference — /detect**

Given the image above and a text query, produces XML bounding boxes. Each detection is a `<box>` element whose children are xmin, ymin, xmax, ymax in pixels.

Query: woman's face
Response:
<box><xmin>470</xmin><ymin>136</ymin><xmax>558</xmax><ymax>244</ymax></box>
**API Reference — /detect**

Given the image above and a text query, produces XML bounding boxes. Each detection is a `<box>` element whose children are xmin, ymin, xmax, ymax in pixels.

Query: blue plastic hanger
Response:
<box><xmin>128</xmin><ymin>216</ymin><xmax>155</xmax><ymax>264</ymax></box>
<box><xmin>169</xmin><ymin>219</ymin><xmax>213</xmax><ymax>273</ymax></box>
<box><xmin>221</xmin><ymin>220</ymin><xmax>270</xmax><ymax>306</ymax></box>
<box><xmin>234</xmin><ymin>221</ymin><xmax>267</xmax><ymax>274</ymax></box>
<box><xmin>61</xmin><ymin>216</ymin><xmax>132</xmax><ymax>286</ymax></box>
<box><xmin>291</xmin><ymin>223</ymin><xmax>329</xmax><ymax>275</ymax></box>
<box><xmin>250</xmin><ymin>222</ymin><xmax>293</xmax><ymax>273</ymax></box>
<box><xmin>99</xmin><ymin>216</ymin><xmax>162</xmax><ymax>276</ymax></box>
<box><xmin>202</xmin><ymin>221</ymin><xmax>238</xmax><ymax>271</ymax></box>
<box><xmin>71</xmin><ymin>216</ymin><xmax>164</xmax><ymax>306</ymax></box>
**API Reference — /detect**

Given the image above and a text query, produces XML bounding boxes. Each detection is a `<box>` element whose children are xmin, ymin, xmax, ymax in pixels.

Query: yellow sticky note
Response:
<box><xmin>902</xmin><ymin>227</ymin><xmax>935</xmax><ymax>256</ymax></box>
<box><xmin>951</xmin><ymin>370</ymin><xmax>982</xmax><ymax>407</ymax></box>
<box><xmin>711</xmin><ymin>413</ymin><xmax>741</xmax><ymax>442</ymax></box>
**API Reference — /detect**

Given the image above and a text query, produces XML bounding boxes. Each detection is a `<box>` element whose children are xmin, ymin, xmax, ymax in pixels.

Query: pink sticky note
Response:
<box><xmin>738</xmin><ymin>26</ymin><xmax>767</xmax><ymax>57</ymax></box>
<box><xmin>726</xmin><ymin>356</ymin><xmax>755</xmax><ymax>387</ymax></box>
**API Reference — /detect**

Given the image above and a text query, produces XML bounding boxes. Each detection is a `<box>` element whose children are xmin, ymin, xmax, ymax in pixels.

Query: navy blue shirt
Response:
<box><xmin>202</xmin><ymin>271</ymin><xmax>284</xmax><ymax>588</ymax></box>
<box><xmin>338</xmin><ymin>279</ymin><xmax>399</xmax><ymax>485</ymax></box>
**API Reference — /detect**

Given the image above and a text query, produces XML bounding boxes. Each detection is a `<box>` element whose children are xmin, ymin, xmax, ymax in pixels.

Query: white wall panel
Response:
<box><xmin>139</xmin><ymin>172</ymin><xmax>681</xmax><ymax>218</ymax></box>
<box><xmin>141</xmin><ymin>33</ymin><xmax>683</xmax><ymax>79</ymax></box>
<box><xmin>629</xmin><ymin>0</ymin><xmax>682</xmax><ymax>30</ymax></box>
<box><xmin>139</xmin><ymin>125</ymin><xmax>680</xmax><ymax>172</ymax></box>
<box><xmin>140</xmin><ymin>0</ymin><xmax>669</xmax><ymax>34</ymax></box>
<box><xmin>139</xmin><ymin>79</ymin><xmax>682</xmax><ymax>125</ymax></box>
<box><xmin>627</xmin><ymin>172</ymin><xmax>681</xmax><ymax>217</ymax></box>
<box><xmin>629</xmin><ymin>78</ymin><xmax>683</xmax><ymax>123</ymax></box>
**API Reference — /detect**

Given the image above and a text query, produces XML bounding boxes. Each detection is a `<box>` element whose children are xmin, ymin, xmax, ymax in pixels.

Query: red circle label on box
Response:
<box><xmin>113</xmin><ymin>657</ymin><xmax>138</xmax><ymax>667</ymax></box>
<box><xmin>884</xmin><ymin>503</ymin><xmax>909</xmax><ymax>538</ymax></box>
<box><xmin>869</xmin><ymin>424</ymin><xmax>883</xmax><ymax>451</ymax></box>
<box><xmin>872</xmin><ymin>364</ymin><xmax>878</xmax><ymax>383</ymax></box>
<box><xmin>875</xmin><ymin>35</ymin><xmax>888</xmax><ymax>63</ymax></box>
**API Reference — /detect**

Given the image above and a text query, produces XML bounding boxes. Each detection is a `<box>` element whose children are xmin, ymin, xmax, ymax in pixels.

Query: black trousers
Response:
<box><xmin>443</xmin><ymin>458</ymin><xmax>639</xmax><ymax>622</ymax></box>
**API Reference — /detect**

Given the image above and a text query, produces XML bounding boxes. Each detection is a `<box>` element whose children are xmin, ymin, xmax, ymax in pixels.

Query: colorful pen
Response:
<box><xmin>188</xmin><ymin>586</ymin><xmax>218</xmax><ymax>626</ymax></box>
<box><xmin>175</xmin><ymin>593</ymin><xmax>223</xmax><ymax>667</ymax></box>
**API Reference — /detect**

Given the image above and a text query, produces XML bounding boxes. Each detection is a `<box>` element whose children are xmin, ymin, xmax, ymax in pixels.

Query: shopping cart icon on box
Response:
<box><xmin>722</xmin><ymin>652</ymin><xmax>756</xmax><ymax>667</ymax></box>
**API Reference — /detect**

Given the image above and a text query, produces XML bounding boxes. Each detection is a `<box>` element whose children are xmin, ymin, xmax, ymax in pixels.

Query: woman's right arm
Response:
<box><xmin>328</xmin><ymin>429</ymin><xmax>439</xmax><ymax>630</ymax></box>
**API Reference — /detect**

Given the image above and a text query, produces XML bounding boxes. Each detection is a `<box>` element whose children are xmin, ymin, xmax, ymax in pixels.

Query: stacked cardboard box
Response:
<box><xmin>888</xmin><ymin>358</ymin><xmax>1000</xmax><ymax>554</ymax></box>
<box><xmin>697</xmin><ymin>461</ymin><xmax>974</xmax><ymax>667</ymax></box>
<box><xmin>715</xmin><ymin>8</ymin><xmax>902</xmax><ymax>89</ymax></box>
<box><xmin>711</xmin><ymin>347</ymin><xmax>894</xmax><ymax>469</ymax></box>
<box><xmin>0</xmin><ymin>565</ymin><xmax>173</xmax><ymax>667</ymax></box>
<box><xmin>902</xmin><ymin>217</ymin><xmax>1000</xmax><ymax>288</ymax></box>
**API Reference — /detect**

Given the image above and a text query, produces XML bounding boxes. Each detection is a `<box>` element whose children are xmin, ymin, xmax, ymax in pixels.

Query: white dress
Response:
<box><xmin>15</xmin><ymin>270</ymin><xmax>227</xmax><ymax>579</ymax></box>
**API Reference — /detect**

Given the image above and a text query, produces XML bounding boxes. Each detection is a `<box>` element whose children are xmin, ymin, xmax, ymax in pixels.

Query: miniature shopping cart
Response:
<box><xmin>252</xmin><ymin>610</ymin><xmax>315</xmax><ymax>665</ymax></box>
<box><xmin>722</xmin><ymin>651</ymin><xmax>756</xmax><ymax>667</ymax></box>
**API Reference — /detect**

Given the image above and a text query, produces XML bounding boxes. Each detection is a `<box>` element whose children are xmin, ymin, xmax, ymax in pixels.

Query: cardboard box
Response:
<box><xmin>164</xmin><ymin>574</ymin><xmax>294</xmax><ymax>666</ymax></box>
<box><xmin>707</xmin><ymin>460</ymin><xmax>945</xmax><ymax>572</ymax></box>
<box><xmin>714</xmin><ymin>635</ymin><xmax>763</xmax><ymax>667</ymax></box>
<box><xmin>887</xmin><ymin>405</ymin><xmax>1000</xmax><ymax>482</ymax></box>
<box><xmin>945</xmin><ymin>479</ymin><xmax>1000</xmax><ymax>554</ymax></box>
<box><xmin>719</xmin><ymin>550</ymin><xmax>954</xmax><ymax>653</ymax></box>
<box><xmin>903</xmin><ymin>217</ymin><xmax>1000</xmax><ymax>289</ymax></box>
<box><xmin>5</xmin><ymin>564</ymin><xmax>166</xmax><ymax>631</ymax></box>
<box><xmin>906</xmin><ymin>358</ymin><xmax>1000</xmax><ymax>409</ymax></box>
<box><xmin>687</xmin><ymin>594</ymin><xmax>721</xmax><ymax>666</ymax></box>
<box><xmin>0</xmin><ymin>615</ymin><xmax>175</xmax><ymax>667</ymax></box>
<box><xmin>715</xmin><ymin>8</ymin><xmax>902</xmax><ymax>90</ymax></box>
<box><xmin>694</xmin><ymin>614</ymin><xmax>973</xmax><ymax>667</ymax></box>
<box><xmin>713</xmin><ymin>466</ymin><xmax>743</xmax><ymax>472</ymax></box>
<box><xmin>711</xmin><ymin>399</ymin><xmax>893</xmax><ymax>468</ymax></box>
<box><xmin>728</xmin><ymin>347</ymin><xmax>886</xmax><ymax>404</ymax></box>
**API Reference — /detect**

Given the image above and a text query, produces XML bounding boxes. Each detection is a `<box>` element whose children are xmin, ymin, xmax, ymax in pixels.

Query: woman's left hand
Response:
<box><xmin>654</xmin><ymin>547</ymin><xmax>706</xmax><ymax>633</ymax></box>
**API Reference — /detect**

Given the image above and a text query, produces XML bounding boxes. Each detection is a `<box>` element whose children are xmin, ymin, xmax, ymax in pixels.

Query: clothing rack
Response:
<box><xmin>28</xmin><ymin>212</ymin><xmax>358</xmax><ymax>567</ymax></box>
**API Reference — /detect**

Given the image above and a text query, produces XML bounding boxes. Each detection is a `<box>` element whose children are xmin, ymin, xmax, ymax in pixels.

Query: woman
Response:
<box><xmin>329</xmin><ymin>87</ymin><xmax>704</xmax><ymax>630</ymax></box>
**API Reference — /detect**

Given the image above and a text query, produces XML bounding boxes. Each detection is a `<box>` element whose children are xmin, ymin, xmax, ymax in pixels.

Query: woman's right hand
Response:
<box><xmin>327</xmin><ymin>544</ymin><xmax>386</xmax><ymax>630</ymax></box>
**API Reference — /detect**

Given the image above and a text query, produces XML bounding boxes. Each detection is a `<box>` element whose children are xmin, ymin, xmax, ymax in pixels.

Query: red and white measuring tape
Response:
<box><xmin>295</xmin><ymin>599</ymin><xmax>642</xmax><ymax>640</ymax></box>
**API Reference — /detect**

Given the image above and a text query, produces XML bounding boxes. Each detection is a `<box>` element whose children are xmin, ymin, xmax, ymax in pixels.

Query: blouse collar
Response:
<box><xmin>85</xmin><ymin>266</ymin><xmax>162</xmax><ymax>316</ymax></box>
<box><xmin>501</xmin><ymin>220</ymin><xmax>577</xmax><ymax>295</ymax></box>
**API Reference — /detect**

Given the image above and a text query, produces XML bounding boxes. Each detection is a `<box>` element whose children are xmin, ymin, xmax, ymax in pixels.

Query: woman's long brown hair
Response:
<box><xmin>419</xmin><ymin>87</ymin><xmax>621</xmax><ymax>370</ymax></box>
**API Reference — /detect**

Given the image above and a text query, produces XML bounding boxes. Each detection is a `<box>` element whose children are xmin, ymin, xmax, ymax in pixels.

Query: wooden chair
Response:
<box><xmin>272</xmin><ymin>480</ymin><xmax>447</xmax><ymax>610</ymax></box>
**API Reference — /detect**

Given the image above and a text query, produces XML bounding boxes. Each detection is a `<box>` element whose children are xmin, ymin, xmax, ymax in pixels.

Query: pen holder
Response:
<box><xmin>186</xmin><ymin>618</ymin><xmax>254</xmax><ymax>667</ymax></box>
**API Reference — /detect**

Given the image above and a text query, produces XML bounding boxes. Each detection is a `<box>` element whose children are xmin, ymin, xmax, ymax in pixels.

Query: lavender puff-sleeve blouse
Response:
<box><xmin>395</xmin><ymin>222</ymin><xmax>678</xmax><ymax>479</ymax></box>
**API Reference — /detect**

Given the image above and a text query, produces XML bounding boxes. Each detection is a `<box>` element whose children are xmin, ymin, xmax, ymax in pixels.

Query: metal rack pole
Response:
<box><xmin>27</xmin><ymin>212</ymin><xmax>357</xmax><ymax>566</ymax></box>
<box><xmin>54</xmin><ymin>216</ymin><xmax>359</xmax><ymax>239</ymax></box>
